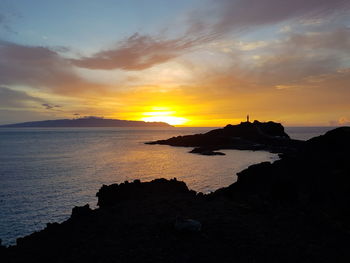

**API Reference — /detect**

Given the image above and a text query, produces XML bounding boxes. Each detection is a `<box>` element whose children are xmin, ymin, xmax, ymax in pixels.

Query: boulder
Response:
<box><xmin>71</xmin><ymin>204</ymin><xmax>92</xmax><ymax>219</ymax></box>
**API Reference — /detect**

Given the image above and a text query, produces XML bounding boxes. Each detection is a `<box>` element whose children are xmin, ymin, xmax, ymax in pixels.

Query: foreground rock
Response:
<box><xmin>1</xmin><ymin>128</ymin><xmax>350</xmax><ymax>263</ymax></box>
<box><xmin>146</xmin><ymin>120</ymin><xmax>303</xmax><ymax>155</ymax></box>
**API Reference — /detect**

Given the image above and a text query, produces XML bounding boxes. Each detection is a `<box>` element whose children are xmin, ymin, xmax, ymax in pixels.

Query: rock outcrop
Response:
<box><xmin>146</xmin><ymin>120</ymin><xmax>303</xmax><ymax>155</ymax></box>
<box><xmin>96</xmin><ymin>178</ymin><xmax>195</xmax><ymax>207</ymax></box>
<box><xmin>215</xmin><ymin>127</ymin><xmax>350</xmax><ymax>216</ymax></box>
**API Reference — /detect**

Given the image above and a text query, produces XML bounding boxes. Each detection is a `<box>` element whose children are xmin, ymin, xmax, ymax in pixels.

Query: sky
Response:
<box><xmin>0</xmin><ymin>0</ymin><xmax>349</xmax><ymax>126</ymax></box>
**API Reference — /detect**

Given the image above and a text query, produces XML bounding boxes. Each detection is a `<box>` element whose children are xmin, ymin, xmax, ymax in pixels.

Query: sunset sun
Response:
<box><xmin>141</xmin><ymin>110</ymin><xmax>187</xmax><ymax>125</ymax></box>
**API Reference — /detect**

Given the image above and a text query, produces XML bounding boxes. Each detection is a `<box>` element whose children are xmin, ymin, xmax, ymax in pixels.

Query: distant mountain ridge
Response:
<box><xmin>0</xmin><ymin>117</ymin><xmax>173</xmax><ymax>128</ymax></box>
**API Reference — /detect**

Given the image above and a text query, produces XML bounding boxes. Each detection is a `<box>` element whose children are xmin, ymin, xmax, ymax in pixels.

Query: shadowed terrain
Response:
<box><xmin>1</xmin><ymin>127</ymin><xmax>350</xmax><ymax>262</ymax></box>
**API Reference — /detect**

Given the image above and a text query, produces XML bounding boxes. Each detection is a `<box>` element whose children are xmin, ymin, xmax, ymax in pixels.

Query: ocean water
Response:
<box><xmin>0</xmin><ymin>126</ymin><xmax>335</xmax><ymax>245</ymax></box>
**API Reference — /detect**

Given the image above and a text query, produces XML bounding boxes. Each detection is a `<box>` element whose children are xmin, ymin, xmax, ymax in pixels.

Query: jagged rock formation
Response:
<box><xmin>96</xmin><ymin>178</ymin><xmax>195</xmax><ymax>207</ymax></box>
<box><xmin>146</xmin><ymin>120</ymin><xmax>303</xmax><ymax>155</ymax></box>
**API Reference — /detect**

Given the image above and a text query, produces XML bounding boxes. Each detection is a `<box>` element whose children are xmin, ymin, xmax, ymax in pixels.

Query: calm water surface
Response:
<box><xmin>0</xmin><ymin>126</ymin><xmax>334</xmax><ymax>244</ymax></box>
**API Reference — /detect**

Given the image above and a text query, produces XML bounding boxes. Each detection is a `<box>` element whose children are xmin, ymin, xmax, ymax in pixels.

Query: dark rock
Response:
<box><xmin>96</xmin><ymin>178</ymin><xmax>194</xmax><ymax>208</ymax></box>
<box><xmin>174</xmin><ymin>216</ymin><xmax>202</xmax><ymax>232</ymax></box>
<box><xmin>190</xmin><ymin>147</ymin><xmax>226</xmax><ymax>155</ymax></box>
<box><xmin>305</xmin><ymin>127</ymin><xmax>350</xmax><ymax>153</ymax></box>
<box><xmin>71</xmin><ymin>204</ymin><xmax>92</xmax><ymax>219</ymax></box>
<box><xmin>146</xmin><ymin>120</ymin><xmax>303</xmax><ymax>155</ymax></box>
<box><xmin>214</xmin><ymin>126</ymin><xmax>350</xmax><ymax>211</ymax></box>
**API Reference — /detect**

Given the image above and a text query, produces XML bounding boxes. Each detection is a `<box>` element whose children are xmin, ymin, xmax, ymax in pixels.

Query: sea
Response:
<box><xmin>0</xmin><ymin>126</ymin><xmax>335</xmax><ymax>245</ymax></box>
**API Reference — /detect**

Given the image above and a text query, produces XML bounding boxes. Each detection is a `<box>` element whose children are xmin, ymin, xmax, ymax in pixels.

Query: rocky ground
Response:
<box><xmin>1</xmin><ymin>127</ymin><xmax>350</xmax><ymax>263</ymax></box>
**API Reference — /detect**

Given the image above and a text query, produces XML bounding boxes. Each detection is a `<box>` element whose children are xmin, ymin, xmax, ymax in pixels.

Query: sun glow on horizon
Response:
<box><xmin>141</xmin><ymin>108</ymin><xmax>188</xmax><ymax>125</ymax></box>
<box><xmin>142</xmin><ymin>116</ymin><xmax>188</xmax><ymax>125</ymax></box>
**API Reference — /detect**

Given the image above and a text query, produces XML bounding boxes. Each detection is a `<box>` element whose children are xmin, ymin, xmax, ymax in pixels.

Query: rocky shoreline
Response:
<box><xmin>1</xmin><ymin>127</ymin><xmax>350</xmax><ymax>262</ymax></box>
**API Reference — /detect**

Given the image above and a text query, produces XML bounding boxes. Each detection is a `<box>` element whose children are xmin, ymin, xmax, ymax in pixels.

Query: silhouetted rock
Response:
<box><xmin>146</xmin><ymin>120</ymin><xmax>303</xmax><ymax>155</ymax></box>
<box><xmin>96</xmin><ymin>178</ymin><xmax>194</xmax><ymax>208</ymax></box>
<box><xmin>71</xmin><ymin>204</ymin><xmax>92</xmax><ymax>219</ymax></box>
<box><xmin>1</xmin><ymin>127</ymin><xmax>350</xmax><ymax>263</ymax></box>
<box><xmin>215</xmin><ymin>126</ymin><xmax>350</xmax><ymax>211</ymax></box>
<box><xmin>189</xmin><ymin>147</ymin><xmax>226</xmax><ymax>155</ymax></box>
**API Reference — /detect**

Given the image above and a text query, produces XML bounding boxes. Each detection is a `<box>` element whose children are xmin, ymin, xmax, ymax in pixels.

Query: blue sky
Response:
<box><xmin>1</xmin><ymin>0</ymin><xmax>200</xmax><ymax>50</ymax></box>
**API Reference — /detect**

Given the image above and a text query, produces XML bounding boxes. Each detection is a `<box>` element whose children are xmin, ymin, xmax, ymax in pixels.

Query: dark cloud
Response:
<box><xmin>0</xmin><ymin>86</ymin><xmax>69</xmax><ymax>124</ymax></box>
<box><xmin>211</xmin><ymin>0</ymin><xmax>349</xmax><ymax>35</ymax></box>
<box><xmin>0</xmin><ymin>86</ymin><xmax>66</xmax><ymax>113</ymax></box>
<box><xmin>0</xmin><ymin>41</ymin><xmax>107</xmax><ymax>94</ymax></box>
<box><xmin>42</xmin><ymin>103</ymin><xmax>62</xmax><ymax>110</ymax></box>
<box><xmin>0</xmin><ymin>86</ymin><xmax>43</xmax><ymax>108</ymax></box>
<box><xmin>70</xmin><ymin>33</ymin><xmax>205</xmax><ymax>70</ymax></box>
<box><xmin>285</xmin><ymin>27</ymin><xmax>350</xmax><ymax>52</ymax></box>
<box><xmin>0</xmin><ymin>109</ymin><xmax>49</xmax><ymax>125</ymax></box>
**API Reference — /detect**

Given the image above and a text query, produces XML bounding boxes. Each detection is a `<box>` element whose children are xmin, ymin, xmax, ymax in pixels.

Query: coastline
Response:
<box><xmin>1</xmin><ymin>127</ymin><xmax>350</xmax><ymax>262</ymax></box>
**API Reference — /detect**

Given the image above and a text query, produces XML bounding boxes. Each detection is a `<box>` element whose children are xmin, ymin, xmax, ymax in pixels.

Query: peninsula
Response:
<box><xmin>146</xmin><ymin>120</ymin><xmax>303</xmax><ymax>155</ymax></box>
<box><xmin>0</xmin><ymin>116</ymin><xmax>172</xmax><ymax>128</ymax></box>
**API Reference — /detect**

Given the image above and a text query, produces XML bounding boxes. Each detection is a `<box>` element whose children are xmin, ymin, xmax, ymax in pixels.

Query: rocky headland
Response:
<box><xmin>146</xmin><ymin>120</ymin><xmax>303</xmax><ymax>155</ymax></box>
<box><xmin>1</xmin><ymin>127</ymin><xmax>350</xmax><ymax>262</ymax></box>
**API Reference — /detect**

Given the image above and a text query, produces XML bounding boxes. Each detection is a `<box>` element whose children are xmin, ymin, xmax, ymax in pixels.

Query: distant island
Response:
<box><xmin>0</xmin><ymin>116</ymin><xmax>173</xmax><ymax>128</ymax></box>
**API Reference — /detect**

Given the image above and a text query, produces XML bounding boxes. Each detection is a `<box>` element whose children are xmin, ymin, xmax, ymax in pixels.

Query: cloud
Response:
<box><xmin>329</xmin><ymin>117</ymin><xmax>350</xmax><ymax>126</ymax></box>
<box><xmin>70</xmin><ymin>33</ymin><xmax>205</xmax><ymax>71</ymax></box>
<box><xmin>0</xmin><ymin>109</ymin><xmax>49</xmax><ymax>125</ymax></box>
<box><xmin>0</xmin><ymin>86</ymin><xmax>66</xmax><ymax>113</ymax></box>
<box><xmin>0</xmin><ymin>86</ymin><xmax>43</xmax><ymax>108</ymax></box>
<box><xmin>285</xmin><ymin>28</ymin><xmax>350</xmax><ymax>52</ymax></box>
<box><xmin>42</xmin><ymin>103</ymin><xmax>62</xmax><ymax>110</ymax></box>
<box><xmin>204</xmin><ymin>29</ymin><xmax>348</xmax><ymax>87</ymax></box>
<box><xmin>339</xmin><ymin>117</ymin><xmax>350</xmax><ymax>125</ymax></box>
<box><xmin>68</xmin><ymin>0</ymin><xmax>349</xmax><ymax>72</ymax></box>
<box><xmin>210</xmin><ymin>0</ymin><xmax>349</xmax><ymax>35</ymax></box>
<box><xmin>268</xmin><ymin>30</ymin><xmax>348</xmax><ymax>82</ymax></box>
<box><xmin>0</xmin><ymin>41</ymin><xmax>107</xmax><ymax>94</ymax></box>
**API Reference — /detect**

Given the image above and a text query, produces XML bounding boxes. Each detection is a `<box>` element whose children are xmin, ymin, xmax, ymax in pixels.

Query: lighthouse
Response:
<box><xmin>247</xmin><ymin>114</ymin><xmax>250</xmax><ymax>123</ymax></box>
